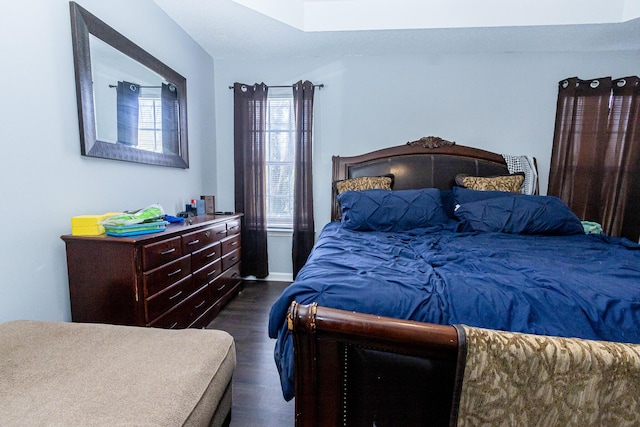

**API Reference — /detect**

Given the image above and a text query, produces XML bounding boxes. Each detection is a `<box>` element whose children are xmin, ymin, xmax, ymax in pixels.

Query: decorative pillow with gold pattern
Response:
<box><xmin>334</xmin><ymin>175</ymin><xmax>393</xmax><ymax>195</ymax></box>
<box><xmin>455</xmin><ymin>173</ymin><xmax>524</xmax><ymax>193</ymax></box>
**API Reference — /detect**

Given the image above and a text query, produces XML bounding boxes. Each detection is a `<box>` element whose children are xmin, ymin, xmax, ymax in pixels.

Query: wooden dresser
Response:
<box><xmin>61</xmin><ymin>214</ymin><xmax>243</xmax><ymax>329</ymax></box>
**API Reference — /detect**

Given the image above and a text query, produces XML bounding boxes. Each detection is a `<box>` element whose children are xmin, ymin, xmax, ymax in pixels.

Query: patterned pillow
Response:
<box><xmin>334</xmin><ymin>175</ymin><xmax>393</xmax><ymax>195</ymax></box>
<box><xmin>455</xmin><ymin>173</ymin><xmax>524</xmax><ymax>193</ymax></box>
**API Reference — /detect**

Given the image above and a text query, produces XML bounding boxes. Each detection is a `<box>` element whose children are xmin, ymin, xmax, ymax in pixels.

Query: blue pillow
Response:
<box><xmin>440</xmin><ymin>189</ymin><xmax>456</xmax><ymax>218</ymax></box>
<box><xmin>454</xmin><ymin>194</ymin><xmax>584</xmax><ymax>235</ymax></box>
<box><xmin>338</xmin><ymin>188</ymin><xmax>450</xmax><ymax>232</ymax></box>
<box><xmin>453</xmin><ymin>186</ymin><xmax>522</xmax><ymax>205</ymax></box>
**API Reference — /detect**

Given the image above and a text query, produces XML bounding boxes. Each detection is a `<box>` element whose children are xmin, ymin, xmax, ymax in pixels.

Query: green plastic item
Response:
<box><xmin>101</xmin><ymin>204</ymin><xmax>165</xmax><ymax>226</ymax></box>
<box><xmin>581</xmin><ymin>221</ymin><xmax>603</xmax><ymax>235</ymax></box>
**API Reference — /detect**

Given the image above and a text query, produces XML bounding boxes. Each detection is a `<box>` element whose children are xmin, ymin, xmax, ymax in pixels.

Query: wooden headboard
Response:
<box><xmin>331</xmin><ymin>143</ymin><xmax>511</xmax><ymax>221</ymax></box>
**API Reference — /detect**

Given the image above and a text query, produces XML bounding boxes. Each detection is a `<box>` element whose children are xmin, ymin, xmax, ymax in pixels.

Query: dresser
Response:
<box><xmin>61</xmin><ymin>214</ymin><xmax>243</xmax><ymax>329</ymax></box>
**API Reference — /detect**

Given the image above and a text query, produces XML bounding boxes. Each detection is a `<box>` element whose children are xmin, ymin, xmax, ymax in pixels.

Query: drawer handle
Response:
<box><xmin>187</xmin><ymin>239</ymin><xmax>200</xmax><ymax>246</ymax></box>
<box><xmin>230</xmin><ymin>256</ymin><xmax>238</xmax><ymax>262</ymax></box>
<box><xmin>167</xmin><ymin>268</ymin><xmax>182</xmax><ymax>277</ymax></box>
<box><xmin>169</xmin><ymin>322</ymin><xmax>178</xmax><ymax>329</ymax></box>
<box><xmin>205</xmin><ymin>231</ymin><xmax>211</xmax><ymax>238</ymax></box>
<box><xmin>217</xmin><ymin>230</ymin><xmax>226</xmax><ymax>235</ymax></box>
<box><xmin>230</xmin><ymin>241</ymin><xmax>238</xmax><ymax>246</ymax></box>
<box><xmin>206</xmin><ymin>251</ymin><xmax>217</xmax><ymax>258</ymax></box>
<box><xmin>217</xmin><ymin>284</ymin><xmax>226</xmax><ymax>292</ymax></box>
<box><xmin>169</xmin><ymin>290</ymin><xmax>183</xmax><ymax>300</ymax></box>
<box><xmin>229</xmin><ymin>226</ymin><xmax>239</xmax><ymax>231</ymax></box>
<box><xmin>207</xmin><ymin>269</ymin><xmax>217</xmax><ymax>277</ymax></box>
<box><xmin>195</xmin><ymin>300</ymin><xmax>206</xmax><ymax>309</ymax></box>
<box><xmin>160</xmin><ymin>248</ymin><xmax>176</xmax><ymax>255</ymax></box>
<box><xmin>231</xmin><ymin>273</ymin><xmax>239</xmax><ymax>278</ymax></box>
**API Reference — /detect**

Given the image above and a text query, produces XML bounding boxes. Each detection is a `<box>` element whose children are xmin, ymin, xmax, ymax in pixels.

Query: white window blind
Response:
<box><xmin>266</xmin><ymin>88</ymin><xmax>295</xmax><ymax>229</ymax></box>
<box><xmin>137</xmin><ymin>88</ymin><xmax>162</xmax><ymax>152</ymax></box>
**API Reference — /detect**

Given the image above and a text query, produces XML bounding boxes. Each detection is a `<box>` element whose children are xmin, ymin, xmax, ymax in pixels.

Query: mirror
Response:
<box><xmin>69</xmin><ymin>2</ymin><xmax>189</xmax><ymax>168</ymax></box>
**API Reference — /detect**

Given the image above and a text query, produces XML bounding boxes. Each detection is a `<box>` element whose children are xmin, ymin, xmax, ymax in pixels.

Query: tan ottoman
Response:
<box><xmin>0</xmin><ymin>320</ymin><xmax>235</xmax><ymax>426</ymax></box>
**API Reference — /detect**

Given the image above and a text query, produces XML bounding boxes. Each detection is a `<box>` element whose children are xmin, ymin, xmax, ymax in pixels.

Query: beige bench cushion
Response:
<box><xmin>0</xmin><ymin>320</ymin><xmax>235</xmax><ymax>426</ymax></box>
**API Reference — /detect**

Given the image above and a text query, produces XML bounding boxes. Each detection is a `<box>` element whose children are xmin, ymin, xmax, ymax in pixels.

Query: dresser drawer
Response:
<box><xmin>221</xmin><ymin>248</ymin><xmax>241</xmax><ymax>271</ymax></box>
<box><xmin>221</xmin><ymin>234</ymin><xmax>241</xmax><ymax>256</ymax></box>
<box><xmin>182</xmin><ymin>224</ymin><xmax>227</xmax><ymax>253</ymax></box>
<box><xmin>187</xmin><ymin>284</ymin><xmax>211</xmax><ymax>324</ymax></box>
<box><xmin>192</xmin><ymin>242</ymin><xmax>221</xmax><ymax>272</ymax></box>
<box><xmin>192</xmin><ymin>259</ymin><xmax>222</xmax><ymax>290</ymax></box>
<box><xmin>143</xmin><ymin>254</ymin><xmax>191</xmax><ymax>297</ymax></box>
<box><xmin>147</xmin><ymin>301</ymin><xmax>192</xmax><ymax>329</ymax></box>
<box><xmin>226</xmin><ymin>219</ymin><xmax>241</xmax><ymax>236</ymax></box>
<box><xmin>142</xmin><ymin>237</ymin><xmax>182</xmax><ymax>271</ymax></box>
<box><xmin>144</xmin><ymin>275</ymin><xmax>192</xmax><ymax>323</ymax></box>
<box><xmin>149</xmin><ymin>285</ymin><xmax>210</xmax><ymax>329</ymax></box>
<box><xmin>211</xmin><ymin>263</ymin><xmax>242</xmax><ymax>303</ymax></box>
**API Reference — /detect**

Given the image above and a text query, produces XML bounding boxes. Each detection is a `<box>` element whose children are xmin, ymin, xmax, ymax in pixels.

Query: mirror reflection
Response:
<box><xmin>70</xmin><ymin>2</ymin><xmax>189</xmax><ymax>168</ymax></box>
<box><xmin>90</xmin><ymin>35</ymin><xmax>180</xmax><ymax>155</ymax></box>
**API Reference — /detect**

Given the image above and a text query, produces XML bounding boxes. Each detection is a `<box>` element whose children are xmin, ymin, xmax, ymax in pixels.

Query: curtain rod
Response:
<box><xmin>109</xmin><ymin>84</ymin><xmax>167</xmax><ymax>89</ymax></box>
<box><xmin>228</xmin><ymin>83</ymin><xmax>324</xmax><ymax>90</ymax></box>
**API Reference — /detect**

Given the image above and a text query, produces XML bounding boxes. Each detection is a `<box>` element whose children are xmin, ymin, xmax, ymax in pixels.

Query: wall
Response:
<box><xmin>214</xmin><ymin>50</ymin><xmax>640</xmax><ymax>275</ymax></box>
<box><xmin>0</xmin><ymin>0</ymin><xmax>216</xmax><ymax>322</ymax></box>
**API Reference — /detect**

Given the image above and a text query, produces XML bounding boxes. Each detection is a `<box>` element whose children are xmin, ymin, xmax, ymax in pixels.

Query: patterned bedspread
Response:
<box><xmin>454</xmin><ymin>325</ymin><xmax>640</xmax><ymax>426</ymax></box>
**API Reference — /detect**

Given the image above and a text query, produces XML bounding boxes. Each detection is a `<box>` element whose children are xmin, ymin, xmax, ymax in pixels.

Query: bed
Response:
<box><xmin>267</xmin><ymin>141</ymin><xmax>640</xmax><ymax>426</ymax></box>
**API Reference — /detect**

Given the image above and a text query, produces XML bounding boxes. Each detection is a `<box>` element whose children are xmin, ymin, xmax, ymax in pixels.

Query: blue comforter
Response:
<box><xmin>268</xmin><ymin>221</ymin><xmax>640</xmax><ymax>400</ymax></box>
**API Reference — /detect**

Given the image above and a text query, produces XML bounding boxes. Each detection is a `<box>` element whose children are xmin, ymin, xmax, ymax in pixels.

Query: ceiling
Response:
<box><xmin>152</xmin><ymin>0</ymin><xmax>640</xmax><ymax>59</ymax></box>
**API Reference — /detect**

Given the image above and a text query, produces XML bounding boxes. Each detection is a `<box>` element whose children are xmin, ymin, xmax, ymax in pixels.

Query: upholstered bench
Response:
<box><xmin>0</xmin><ymin>320</ymin><xmax>235</xmax><ymax>426</ymax></box>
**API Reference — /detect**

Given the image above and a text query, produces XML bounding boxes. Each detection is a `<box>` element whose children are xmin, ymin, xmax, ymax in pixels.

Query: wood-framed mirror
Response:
<box><xmin>69</xmin><ymin>1</ymin><xmax>189</xmax><ymax>168</ymax></box>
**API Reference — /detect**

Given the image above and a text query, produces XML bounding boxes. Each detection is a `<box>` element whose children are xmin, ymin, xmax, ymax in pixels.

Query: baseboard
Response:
<box><xmin>243</xmin><ymin>273</ymin><xmax>294</xmax><ymax>282</ymax></box>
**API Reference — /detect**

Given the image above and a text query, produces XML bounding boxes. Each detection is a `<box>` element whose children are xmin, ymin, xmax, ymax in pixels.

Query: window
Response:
<box><xmin>265</xmin><ymin>88</ymin><xmax>295</xmax><ymax>229</ymax></box>
<box><xmin>137</xmin><ymin>88</ymin><xmax>163</xmax><ymax>153</ymax></box>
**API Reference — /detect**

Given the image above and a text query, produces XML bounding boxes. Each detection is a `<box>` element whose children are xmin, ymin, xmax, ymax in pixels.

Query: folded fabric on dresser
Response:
<box><xmin>451</xmin><ymin>325</ymin><xmax>640</xmax><ymax>427</ymax></box>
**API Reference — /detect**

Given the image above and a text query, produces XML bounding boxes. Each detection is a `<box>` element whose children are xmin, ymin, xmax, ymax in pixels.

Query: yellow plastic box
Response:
<box><xmin>71</xmin><ymin>212</ymin><xmax>123</xmax><ymax>236</ymax></box>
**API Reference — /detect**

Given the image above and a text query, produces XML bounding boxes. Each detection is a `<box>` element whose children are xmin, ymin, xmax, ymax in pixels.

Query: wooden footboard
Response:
<box><xmin>288</xmin><ymin>302</ymin><xmax>461</xmax><ymax>427</ymax></box>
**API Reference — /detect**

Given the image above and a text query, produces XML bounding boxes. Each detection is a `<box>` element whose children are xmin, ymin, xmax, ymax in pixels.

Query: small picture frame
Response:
<box><xmin>200</xmin><ymin>195</ymin><xmax>215</xmax><ymax>215</ymax></box>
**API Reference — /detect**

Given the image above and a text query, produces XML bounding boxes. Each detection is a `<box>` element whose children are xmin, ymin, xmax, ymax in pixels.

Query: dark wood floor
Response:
<box><xmin>207</xmin><ymin>280</ymin><xmax>295</xmax><ymax>427</ymax></box>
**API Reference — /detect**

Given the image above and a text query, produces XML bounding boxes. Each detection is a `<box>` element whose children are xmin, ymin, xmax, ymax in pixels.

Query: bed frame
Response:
<box><xmin>296</xmin><ymin>141</ymin><xmax>528</xmax><ymax>426</ymax></box>
<box><xmin>289</xmin><ymin>302</ymin><xmax>461</xmax><ymax>427</ymax></box>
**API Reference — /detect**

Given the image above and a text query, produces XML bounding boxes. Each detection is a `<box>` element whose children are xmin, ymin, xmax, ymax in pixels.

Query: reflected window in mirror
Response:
<box><xmin>109</xmin><ymin>81</ymin><xmax>179</xmax><ymax>154</ymax></box>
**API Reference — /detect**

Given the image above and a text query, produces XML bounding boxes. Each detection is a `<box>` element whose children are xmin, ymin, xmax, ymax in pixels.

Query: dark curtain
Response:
<box><xmin>161</xmin><ymin>83</ymin><xmax>179</xmax><ymax>156</ymax></box>
<box><xmin>233</xmin><ymin>83</ymin><xmax>269</xmax><ymax>278</ymax></box>
<box><xmin>601</xmin><ymin>77</ymin><xmax>640</xmax><ymax>240</ymax></box>
<box><xmin>116</xmin><ymin>81</ymin><xmax>140</xmax><ymax>146</ymax></box>
<box><xmin>548</xmin><ymin>76</ymin><xmax>640</xmax><ymax>241</ymax></box>
<box><xmin>292</xmin><ymin>80</ymin><xmax>316</xmax><ymax>278</ymax></box>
